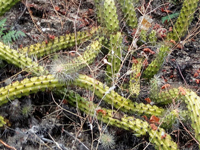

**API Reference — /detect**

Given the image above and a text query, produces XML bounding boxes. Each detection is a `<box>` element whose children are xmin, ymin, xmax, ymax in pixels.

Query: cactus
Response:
<box><xmin>0</xmin><ymin>115</ymin><xmax>6</xmax><ymax>127</ymax></box>
<box><xmin>73</xmin><ymin>74</ymin><xmax>165</xmax><ymax>116</ymax></box>
<box><xmin>167</xmin><ymin>0</ymin><xmax>199</xmax><ymax>41</ymax></box>
<box><xmin>50</xmin><ymin>38</ymin><xmax>104</xmax><ymax>83</ymax></box>
<box><xmin>106</xmin><ymin>32</ymin><xmax>122</xmax><ymax>79</ymax></box>
<box><xmin>0</xmin><ymin>0</ymin><xmax>200</xmax><ymax>149</ymax></box>
<box><xmin>160</xmin><ymin>109</ymin><xmax>188</xmax><ymax>129</ymax></box>
<box><xmin>0</xmin><ymin>75</ymin><xmax>64</xmax><ymax>106</ymax></box>
<box><xmin>65</xmin><ymin>90</ymin><xmax>178</xmax><ymax>150</ymax></box>
<box><xmin>20</xmin><ymin>27</ymin><xmax>100</xmax><ymax>57</ymax></box>
<box><xmin>119</xmin><ymin>0</ymin><xmax>138</xmax><ymax>28</ymax></box>
<box><xmin>140</xmin><ymin>29</ymin><xmax>148</xmax><ymax>43</ymax></box>
<box><xmin>0</xmin><ymin>0</ymin><xmax>21</xmax><ymax>16</ymax></box>
<box><xmin>103</xmin><ymin>0</ymin><xmax>119</xmax><ymax>32</ymax></box>
<box><xmin>152</xmin><ymin>88</ymin><xmax>182</xmax><ymax>105</ymax></box>
<box><xmin>149</xmin><ymin>30</ymin><xmax>157</xmax><ymax>45</ymax></box>
<box><xmin>129</xmin><ymin>58</ymin><xmax>143</xmax><ymax>97</ymax></box>
<box><xmin>143</xmin><ymin>45</ymin><xmax>170</xmax><ymax>79</ymax></box>
<box><xmin>0</xmin><ymin>42</ymin><xmax>47</xmax><ymax>75</ymax></box>
<box><xmin>183</xmin><ymin>89</ymin><xmax>200</xmax><ymax>145</ymax></box>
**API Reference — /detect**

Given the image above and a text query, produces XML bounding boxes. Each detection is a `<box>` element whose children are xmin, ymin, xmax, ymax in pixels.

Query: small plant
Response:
<box><xmin>0</xmin><ymin>18</ymin><xmax>25</xmax><ymax>44</ymax></box>
<box><xmin>99</xmin><ymin>132</ymin><xmax>115</xmax><ymax>149</ymax></box>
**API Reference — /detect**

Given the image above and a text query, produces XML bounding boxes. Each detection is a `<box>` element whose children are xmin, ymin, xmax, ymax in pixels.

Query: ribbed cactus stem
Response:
<box><xmin>65</xmin><ymin>90</ymin><xmax>178</xmax><ymax>150</ymax></box>
<box><xmin>143</xmin><ymin>45</ymin><xmax>170</xmax><ymax>79</ymax></box>
<box><xmin>140</xmin><ymin>29</ymin><xmax>147</xmax><ymax>43</ymax></box>
<box><xmin>50</xmin><ymin>38</ymin><xmax>104</xmax><ymax>83</ymax></box>
<box><xmin>152</xmin><ymin>88</ymin><xmax>182</xmax><ymax>105</ymax></box>
<box><xmin>94</xmin><ymin>0</ymin><xmax>105</xmax><ymax>25</ymax></box>
<box><xmin>106</xmin><ymin>32</ymin><xmax>122</xmax><ymax>79</ymax></box>
<box><xmin>167</xmin><ymin>0</ymin><xmax>199</xmax><ymax>41</ymax></box>
<box><xmin>73</xmin><ymin>74</ymin><xmax>165</xmax><ymax>116</ymax></box>
<box><xmin>149</xmin><ymin>30</ymin><xmax>157</xmax><ymax>45</ymax></box>
<box><xmin>119</xmin><ymin>0</ymin><xmax>138</xmax><ymax>28</ymax></box>
<box><xmin>129</xmin><ymin>58</ymin><xmax>143</xmax><ymax>97</ymax></box>
<box><xmin>160</xmin><ymin>109</ymin><xmax>188</xmax><ymax>129</ymax></box>
<box><xmin>0</xmin><ymin>75</ymin><xmax>64</xmax><ymax>106</ymax></box>
<box><xmin>183</xmin><ymin>89</ymin><xmax>200</xmax><ymax>145</ymax></box>
<box><xmin>103</xmin><ymin>0</ymin><xmax>119</xmax><ymax>32</ymax></box>
<box><xmin>0</xmin><ymin>0</ymin><xmax>21</xmax><ymax>16</ymax></box>
<box><xmin>0</xmin><ymin>116</ymin><xmax>6</xmax><ymax>127</ymax></box>
<box><xmin>0</xmin><ymin>42</ymin><xmax>47</xmax><ymax>75</ymax></box>
<box><xmin>20</xmin><ymin>27</ymin><xmax>99</xmax><ymax>57</ymax></box>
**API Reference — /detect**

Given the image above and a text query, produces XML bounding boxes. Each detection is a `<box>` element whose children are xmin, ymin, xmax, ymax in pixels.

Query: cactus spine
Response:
<box><xmin>0</xmin><ymin>0</ymin><xmax>21</xmax><ymax>16</ymax></box>
<box><xmin>50</xmin><ymin>38</ymin><xmax>104</xmax><ymax>83</ymax></box>
<box><xmin>167</xmin><ymin>0</ymin><xmax>199</xmax><ymax>41</ymax></box>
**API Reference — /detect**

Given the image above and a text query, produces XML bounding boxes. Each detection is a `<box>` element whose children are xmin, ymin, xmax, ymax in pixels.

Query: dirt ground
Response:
<box><xmin>0</xmin><ymin>0</ymin><xmax>200</xmax><ymax>150</ymax></box>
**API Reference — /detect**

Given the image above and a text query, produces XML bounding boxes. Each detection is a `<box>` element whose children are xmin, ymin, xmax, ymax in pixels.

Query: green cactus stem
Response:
<box><xmin>65</xmin><ymin>90</ymin><xmax>178</xmax><ymax>150</ymax></box>
<box><xmin>183</xmin><ymin>89</ymin><xmax>200</xmax><ymax>145</ymax></box>
<box><xmin>106</xmin><ymin>32</ymin><xmax>122</xmax><ymax>79</ymax></box>
<box><xmin>0</xmin><ymin>115</ymin><xmax>6</xmax><ymax>127</ymax></box>
<box><xmin>129</xmin><ymin>58</ymin><xmax>143</xmax><ymax>97</ymax></box>
<box><xmin>143</xmin><ymin>45</ymin><xmax>170</xmax><ymax>79</ymax></box>
<box><xmin>0</xmin><ymin>42</ymin><xmax>47</xmax><ymax>75</ymax></box>
<box><xmin>119</xmin><ymin>0</ymin><xmax>138</xmax><ymax>28</ymax></box>
<box><xmin>94</xmin><ymin>0</ymin><xmax>105</xmax><ymax>26</ymax></box>
<box><xmin>20</xmin><ymin>27</ymin><xmax>100</xmax><ymax>57</ymax></box>
<box><xmin>149</xmin><ymin>30</ymin><xmax>157</xmax><ymax>45</ymax></box>
<box><xmin>50</xmin><ymin>38</ymin><xmax>104</xmax><ymax>83</ymax></box>
<box><xmin>0</xmin><ymin>75</ymin><xmax>64</xmax><ymax>106</ymax></box>
<box><xmin>160</xmin><ymin>109</ymin><xmax>188</xmax><ymax>129</ymax></box>
<box><xmin>140</xmin><ymin>29</ymin><xmax>147</xmax><ymax>43</ymax></box>
<box><xmin>0</xmin><ymin>0</ymin><xmax>21</xmax><ymax>16</ymax></box>
<box><xmin>167</xmin><ymin>0</ymin><xmax>199</xmax><ymax>41</ymax></box>
<box><xmin>152</xmin><ymin>88</ymin><xmax>182</xmax><ymax>105</ymax></box>
<box><xmin>103</xmin><ymin>0</ymin><xmax>119</xmax><ymax>32</ymax></box>
<box><xmin>73</xmin><ymin>74</ymin><xmax>165</xmax><ymax>116</ymax></box>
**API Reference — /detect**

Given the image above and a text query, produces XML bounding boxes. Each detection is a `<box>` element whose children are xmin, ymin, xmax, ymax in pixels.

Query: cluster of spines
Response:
<box><xmin>0</xmin><ymin>75</ymin><xmax>64</xmax><ymax>106</ymax></box>
<box><xmin>129</xmin><ymin>58</ymin><xmax>143</xmax><ymax>97</ymax></box>
<box><xmin>106</xmin><ymin>32</ymin><xmax>122</xmax><ymax>79</ymax></box>
<box><xmin>0</xmin><ymin>42</ymin><xmax>47</xmax><ymax>75</ymax></box>
<box><xmin>65</xmin><ymin>90</ymin><xmax>178</xmax><ymax>150</ymax></box>
<box><xmin>73</xmin><ymin>74</ymin><xmax>165</xmax><ymax>116</ymax></box>
<box><xmin>143</xmin><ymin>45</ymin><xmax>170</xmax><ymax>79</ymax></box>
<box><xmin>21</xmin><ymin>27</ymin><xmax>99</xmax><ymax>57</ymax></box>
<box><xmin>167</xmin><ymin>0</ymin><xmax>199</xmax><ymax>41</ymax></box>
<box><xmin>119</xmin><ymin>0</ymin><xmax>138</xmax><ymax>28</ymax></box>
<box><xmin>50</xmin><ymin>37</ymin><xmax>104</xmax><ymax>83</ymax></box>
<box><xmin>0</xmin><ymin>0</ymin><xmax>21</xmax><ymax>16</ymax></box>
